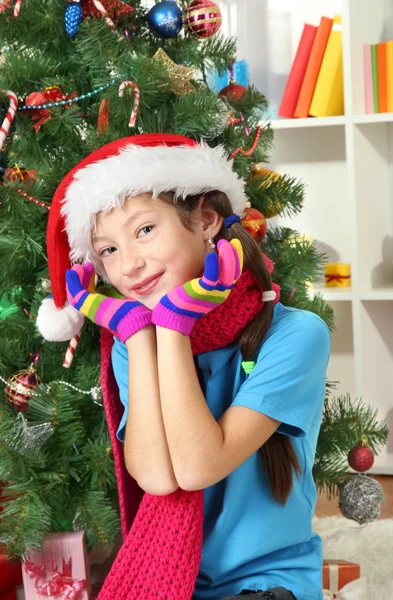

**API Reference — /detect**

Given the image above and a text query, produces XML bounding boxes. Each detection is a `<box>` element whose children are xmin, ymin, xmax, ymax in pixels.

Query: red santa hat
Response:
<box><xmin>36</xmin><ymin>133</ymin><xmax>248</xmax><ymax>342</ymax></box>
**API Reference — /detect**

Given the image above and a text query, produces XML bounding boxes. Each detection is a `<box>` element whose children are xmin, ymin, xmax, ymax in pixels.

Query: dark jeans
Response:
<box><xmin>220</xmin><ymin>587</ymin><xmax>298</xmax><ymax>600</ymax></box>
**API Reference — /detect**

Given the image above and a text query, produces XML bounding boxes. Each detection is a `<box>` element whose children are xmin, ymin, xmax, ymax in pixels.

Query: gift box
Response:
<box><xmin>323</xmin><ymin>559</ymin><xmax>361</xmax><ymax>593</ymax></box>
<box><xmin>325</xmin><ymin>264</ymin><xmax>351</xmax><ymax>288</ymax></box>
<box><xmin>0</xmin><ymin>545</ymin><xmax>23</xmax><ymax>593</ymax></box>
<box><xmin>22</xmin><ymin>531</ymin><xmax>91</xmax><ymax>600</ymax></box>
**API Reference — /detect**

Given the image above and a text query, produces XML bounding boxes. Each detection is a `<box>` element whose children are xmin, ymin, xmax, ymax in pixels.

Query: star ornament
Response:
<box><xmin>153</xmin><ymin>48</ymin><xmax>195</xmax><ymax>96</ymax></box>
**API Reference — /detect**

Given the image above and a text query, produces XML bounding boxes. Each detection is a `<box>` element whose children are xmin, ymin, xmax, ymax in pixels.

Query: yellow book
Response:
<box><xmin>387</xmin><ymin>41</ymin><xmax>393</xmax><ymax>112</ymax></box>
<box><xmin>309</xmin><ymin>15</ymin><xmax>344</xmax><ymax>117</ymax></box>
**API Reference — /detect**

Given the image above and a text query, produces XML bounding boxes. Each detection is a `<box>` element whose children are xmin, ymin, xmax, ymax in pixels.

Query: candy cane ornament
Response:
<box><xmin>0</xmin><ymin>0</ymin><xmax>22</xmax><ymax>16</ymax></box>
<box><xmin>63</xmin><ymin>330</ymin><xmax>82</xmax><ymax>368</ymax></box>
<box><xmin>0</xmin><ymin>90</ymin><xmax>18</xmax><ymax>152</ymax></box>
<box><xmin>91</xmin><ymin>0</ymin><xmax>124</xmax><ymax>42</ymax></box>
<box><xmin>118</xmin><ymin>81</ymin><xmax>140</xmax><ymax>128</ymax></box>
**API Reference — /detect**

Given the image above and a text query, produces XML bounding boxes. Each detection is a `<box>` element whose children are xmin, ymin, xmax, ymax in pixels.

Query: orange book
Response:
<box><xmin>376</xmin><ymin>42</ymin><xmax>388</xmax><ymax>113</ymax></box>
<box><xmin>387</xmin><ymin>41</ymin><xmax>393</xmax><ymax>112</ymax></box>
<box><xmin>294</xmin><ymin>16</ymin><xmax>333</xmax><ymax>118</ymax></box>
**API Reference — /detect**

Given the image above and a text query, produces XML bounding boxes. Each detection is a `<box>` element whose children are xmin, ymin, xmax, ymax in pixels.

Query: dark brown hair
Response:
<box><xmin>160</xmin><ymin>190</ymin><xmax>302</xmax><ymax>505</ymax></box>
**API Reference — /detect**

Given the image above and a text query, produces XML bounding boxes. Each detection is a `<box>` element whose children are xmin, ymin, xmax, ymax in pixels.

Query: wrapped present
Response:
<box><xmin>22</xmin><ymin>531</ymin><xmax>91</xmax><ymax>600</ymax></box>
<box><xmin>0</xmin><ymin>545</ymin><xmax>23</xmax><ymax>592</ymax></box>
<box><xmin>325</xmin><ymin>264</ymin><xmax>351</xmax><ymax>288</ymax></box>
<box><xmin>323</xmin><ymin>559</ymin><xmax>360</xmax><ymax>594</ymax></box>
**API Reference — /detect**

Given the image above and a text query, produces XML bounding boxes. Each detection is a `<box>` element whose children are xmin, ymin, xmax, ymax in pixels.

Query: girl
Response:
<box><xmin>37</xmin><ymin>133</ymin><xmax>331</xmax><ymax>600</ymax></box>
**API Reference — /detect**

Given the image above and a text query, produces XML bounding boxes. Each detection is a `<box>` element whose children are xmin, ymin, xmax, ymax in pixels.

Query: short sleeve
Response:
<box><xmin>232</xmin><ymin>311</ymin><xmax>331</xmax><ymax>438</ymax></box>
<box><xmin>111</xmin><ymin>337</ymin><xmax>129</xmax><ymax>443</ymax></box>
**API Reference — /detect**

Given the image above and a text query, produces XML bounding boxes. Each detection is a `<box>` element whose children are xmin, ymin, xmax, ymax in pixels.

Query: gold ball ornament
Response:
<box><xmin>5</xmin><ymin>364</ymin><xmax>40</xmax><ymax>412</ymax></box>
<box><xmin>241</xmin><ymin>207</ymin><xmax>267</xmax><ymax>242</ymax></box>
<box><xmin>251</xmin><ymin>163</ymin><xmax>285</xmax><ymax>218</ymax></box>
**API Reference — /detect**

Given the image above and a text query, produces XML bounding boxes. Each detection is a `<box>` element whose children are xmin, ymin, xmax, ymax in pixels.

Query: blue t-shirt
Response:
<box><xmin>111</xmin><ymin>302</ymin><xmax>331</xmax><ymax>600</ymax></box>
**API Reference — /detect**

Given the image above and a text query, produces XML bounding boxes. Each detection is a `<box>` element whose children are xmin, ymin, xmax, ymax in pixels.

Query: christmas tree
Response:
<box><xmin>0</xmin><ymin>0</ymin><xmax>388</xmax><ymax>560</ymax></box>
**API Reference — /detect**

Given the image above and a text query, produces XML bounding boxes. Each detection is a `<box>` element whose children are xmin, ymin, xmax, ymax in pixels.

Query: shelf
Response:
<box><xmin>269</xmin><ymin>116</ymin><xmax>346</xmax><ymax>130</ymax></box>
<box><xmin>360</xmin><ymin>287</ymin><xmax>393</xmax><ymax>301</ymax></box>
<box><xmin>353</xmin><ymin>113</ymin><xmax>393</xmax><ymax>125</ymax></box>
<box><xmin>309</xmin><ymin>287</ymin><xmax>354</xmax><ymax>302</ymax></box>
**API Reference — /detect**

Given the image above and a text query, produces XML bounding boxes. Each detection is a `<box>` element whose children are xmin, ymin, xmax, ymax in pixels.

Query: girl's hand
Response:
<box><xmin>152</xmin><ymin>238</ymin><xmax>243</xmax><ymax>335</ymax></box>
<box><xmin>66</xmin><ymin>263</ymin><xmax>152</xmax><ymax>343</ymax></box>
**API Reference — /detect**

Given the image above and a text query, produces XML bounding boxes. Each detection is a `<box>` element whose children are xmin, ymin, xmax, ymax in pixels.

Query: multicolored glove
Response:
<box><xmin>152</xmin><ymin>238</ymin><xmax>243</xmax><ymax>335</ymax></box>
<box><xmin>66</xmin><ymin>263</ymin><xmax>152</xmax><ymax>343</ymax></box>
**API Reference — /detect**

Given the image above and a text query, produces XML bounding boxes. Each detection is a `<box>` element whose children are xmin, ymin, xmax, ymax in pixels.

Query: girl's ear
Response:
<box><xmin>198</xmin><ymin>195</ymin><xmax>223</xmax><ymax>240</ymax></box>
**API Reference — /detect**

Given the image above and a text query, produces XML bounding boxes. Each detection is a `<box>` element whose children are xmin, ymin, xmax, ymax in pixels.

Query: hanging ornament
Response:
<box><xmin>0</xmin><ymin>0</ymin><xmax>22</xmax><ymax>16</ymax></box>
<box><xmin>348</xmin><ymin>440</ymin><xmax>375</xmax><ymax>472</ymax></box>
<box><xmin>0</xmin><ymin>89</ymin><xmax>18</xmax><ymax>152</ymax></box>
<box><xmin>24</xmin><ymin>86</ymin><xmax>77</xmax><ymax>132</ymax></box>
<box><xmin>98</xmin><ymin>98</ymin><xmax>110</xmax><ymax>134</ymax></box>
<box><xmin>5</xmin><ymin>413</ymin><xmax>55</xmax><ymax>458</ymax></box>
<box><xmin>219</xmin><ymin>77</ymin><xmax>247</xmax><ymax>103</ymax></box>
<box><xmin>241</xmin><ymin>207</ymin><xmax>267</xmax><ymax>242</ymax></box>
<box><xmin>65</xmin><ymin>0</ymin><xmax>84</xmax><ymax>37</ymax></box>
<box><xmin>183</xmin><ymin>0</ymin><xmax>222</xmax><ymax>38</ymax></box>
<box><xmin>147</xmin><ymin>0</ymin><xmax>183</xmax><ymax>39</ymax></box>
<box><xmin>228</xmin><ymin>111</ymin><xmax>240</xmax><ymax>126</ymax></box>
<box><xmin>118</xmin><ymin>81</ymin><xmax>140</xmax><ymax>127</ymax></box>
<box><xmin>4</xmin><ymin>164</ymin><xmax>37</xmax><ymax>183</ymax></box>
<box><xmin>5</xmin><ymin>362</ymin><xmax>40</xmax><ymax>412</ymax></box>
<box><xmin>153</xmin><ymin>48</ymin><xmax>195</xmax><ymax>96</ymax></box>
<box><xmin>251</xmin><ymin>163</ymin><xmax>285</xmax><ymax>218</ymax></box>
<box><xmin>82</xmin><ymin>0</ymin><xmax>134</xmax><ymax>20</ymax></box>
<box><xmin>339</xmin><ymin>473</ymin><xmax>385</xmax><ymax>524</ymax></box>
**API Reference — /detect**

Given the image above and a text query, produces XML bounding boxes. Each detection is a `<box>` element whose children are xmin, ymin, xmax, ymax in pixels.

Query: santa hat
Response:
<box><xmin>36</xmin><ymin>133</ymin><xmax>248</xmax><ymax>342</ymax></box>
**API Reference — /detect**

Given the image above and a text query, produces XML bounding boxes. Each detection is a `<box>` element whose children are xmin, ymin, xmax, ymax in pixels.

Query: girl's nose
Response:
<box><xmin>120</xmin><ymin>251</ymin><xmax>146</xmax><ymax>277</ymax></box>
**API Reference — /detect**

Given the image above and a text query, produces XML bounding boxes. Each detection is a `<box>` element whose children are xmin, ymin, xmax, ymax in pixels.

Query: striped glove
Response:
<box><xmin>66</xmin><ymin>263</ymin><xmax>152</xmax><ymax>343</ymax></box>
<box><xmin>152</xmin><ymin>238</ymin><xmax>243</xmax><ymax>335</ymax></box>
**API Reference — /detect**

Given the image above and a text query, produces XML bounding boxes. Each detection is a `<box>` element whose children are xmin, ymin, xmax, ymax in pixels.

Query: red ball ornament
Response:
<box><xmin>241</xmin><ymin>207</ymin><xmax>267</xmax><ymax>242</ymax></box>
<box><xmin>183</xmin><ymin>0</ymin><xmax>222</xmax><ymax>38</ymax></box>
<box><xmin>348</xmin><ymin>443</ymin><xmax>375</xmax><ymax>473</ymax></box>
<box><xmin>5</xmin><ymin>364</ymin><xmax>40</xmax><ymax>412</ymax></box>
<box><xmin>219</xmin><ymin>78</ymin><xmax>248</xmax><ymax>103</ymax></box>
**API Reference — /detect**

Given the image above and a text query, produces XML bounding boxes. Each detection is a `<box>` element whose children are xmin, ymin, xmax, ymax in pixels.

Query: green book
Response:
<box><xmin>371</xmin><ymin>44</ymin><xmax>379</xmax><ymax>113</ymax></box>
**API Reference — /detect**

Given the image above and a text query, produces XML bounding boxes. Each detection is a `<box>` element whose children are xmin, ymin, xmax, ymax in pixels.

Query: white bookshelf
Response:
<box><xmin>224</xmin><ymin>0</ymin><xmax>393</xmax><ymax>474</ymax></box>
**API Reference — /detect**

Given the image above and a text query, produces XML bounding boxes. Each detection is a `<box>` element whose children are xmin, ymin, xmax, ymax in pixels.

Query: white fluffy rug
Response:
<box><xmin>313</xmin><ymin>515</ymin><xmax>393</xmax><ymax>598</ymax></box>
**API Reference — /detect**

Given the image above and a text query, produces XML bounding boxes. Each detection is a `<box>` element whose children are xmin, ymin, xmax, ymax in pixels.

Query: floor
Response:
<box><xmin>315</xmin><ymin>474</ymin><xmax>393</xmax><ymax>519</ymax></box>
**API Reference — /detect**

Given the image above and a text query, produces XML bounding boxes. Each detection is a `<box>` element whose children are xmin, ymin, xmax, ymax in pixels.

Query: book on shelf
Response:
<box><xmin>363</xmin><ymin>44</ymin><xmax>374</xmax><ymax>114</ymax></box>
<box><xmin>294</xmin><ymin>16</ymin><xmax>333</xmax><ymax>118</ymax></box>
<box><xmin>364</xmin><ymin>40</ymin><xmax>393</xmax><ymax>113</ymax></box>
<box><xmin>309</xmin><ymin>15</ymin><xmax>344</xmax><ymax>117</ymax></box>
<box><xmin>277</xmin><ymin>23</ymin><xmax>317</xmax><ymax>119</ymax></box>
<box><xmin>371</xmin><ymin>44</ymin><xmax>379</xmax><ymax>112</ymax></box>
<box><xmin>386</xmin><ymin>41</ymin><xmax>393</xmax><ymax>112</ymax></box>
<box><xmin>376</xmin><ymin>42</ymin><xmax>388</xmax><ymax>113</ymax></box>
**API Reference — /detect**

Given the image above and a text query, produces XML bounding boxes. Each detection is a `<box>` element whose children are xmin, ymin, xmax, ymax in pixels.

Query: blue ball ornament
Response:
<box><xmin>147</xmin><ymin>1</ymin><xmax>183</xmax><ymax>39</ymax></box>
<box><xmin>65</xmin><ymin>1</ymin><xmax>83</xmax><ymax>38</ymax></box>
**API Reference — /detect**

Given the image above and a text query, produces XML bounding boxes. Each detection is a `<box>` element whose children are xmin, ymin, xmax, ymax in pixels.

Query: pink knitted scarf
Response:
<box><xmin>97</xmin><ymin>269</ymin><xmax>267</xmax><ymax>600</ymax></box>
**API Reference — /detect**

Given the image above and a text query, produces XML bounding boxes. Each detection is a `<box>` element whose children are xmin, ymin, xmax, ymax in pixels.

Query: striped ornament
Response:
<box><xmin>0</xmin><ymin>90</ymin><xmax>18</xmax><ymax>151</ymax></box>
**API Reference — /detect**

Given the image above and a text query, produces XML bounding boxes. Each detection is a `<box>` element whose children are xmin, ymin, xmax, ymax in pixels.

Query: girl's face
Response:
<box><xmin>92</xmin><ymin>193</ymin><xmax>221</xmax><ymax>310</ymax></box>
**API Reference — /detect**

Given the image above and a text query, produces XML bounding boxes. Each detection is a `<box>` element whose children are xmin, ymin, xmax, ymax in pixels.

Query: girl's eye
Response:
<box><xmin>137</xmin><ymin>225</ymin><xmax>154</xmax><ymax>238</ymax></box>
<box><xmin>99</xmin><ymin>247</ymin><xmax>117</xmax><ymax>257</ymax></box>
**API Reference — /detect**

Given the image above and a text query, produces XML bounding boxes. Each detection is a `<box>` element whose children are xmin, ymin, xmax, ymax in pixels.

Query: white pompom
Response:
<box><xmin>36</xmin><ymin>297</ymin><xmax>85</xmax><ymax>342</ymax></box>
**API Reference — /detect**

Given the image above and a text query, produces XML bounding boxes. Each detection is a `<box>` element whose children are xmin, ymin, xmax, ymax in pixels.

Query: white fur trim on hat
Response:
<box><xmin>61</xmin><ymin>142</ymin><xmax>247</xmax><ymax>263</ymax></box>
<box><xmin>36</xmin><ymin>297</ymin><xmax>85</xmax><ymax>342</ymax></box>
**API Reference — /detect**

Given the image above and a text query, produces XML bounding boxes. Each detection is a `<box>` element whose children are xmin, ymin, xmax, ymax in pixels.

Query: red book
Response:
<box><xmin>294</xmin><ymin>16</ymin><xmax>333</xmax><ymax>117</ymax></box>
<box><xmin>278</xmin><ymin>23</ymin><xmax>318</xmax><ymax>118</ymax></box>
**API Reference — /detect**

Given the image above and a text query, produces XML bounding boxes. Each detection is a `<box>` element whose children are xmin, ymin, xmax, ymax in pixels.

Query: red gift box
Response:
<box><xmin>0</xmin><ymin>545</ymin><xmax>23</xmax><ymax>592</ymax></box>
<box><xmin>323</xmin><ymin>559</ymin><xmax>361</xmax><ymax>593</ymax></box>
